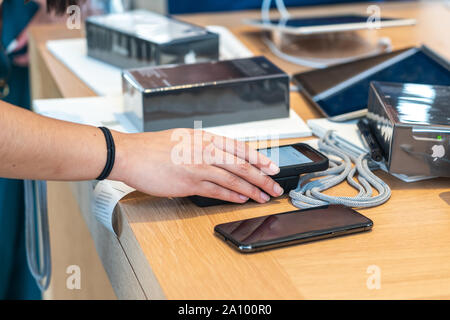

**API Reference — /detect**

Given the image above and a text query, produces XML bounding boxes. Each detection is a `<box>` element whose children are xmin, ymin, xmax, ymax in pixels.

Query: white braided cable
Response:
<box><xmin>289</xmin><ymin>131</ymin><xmax>391</xmax><ymax>209</ymax></box>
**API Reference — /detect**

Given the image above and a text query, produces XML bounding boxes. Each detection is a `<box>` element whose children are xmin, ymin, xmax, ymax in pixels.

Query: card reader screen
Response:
<box><xmin>259</xmin><ymin>146</ymin><xmax>312</xmax><ymax>167</ymax></box>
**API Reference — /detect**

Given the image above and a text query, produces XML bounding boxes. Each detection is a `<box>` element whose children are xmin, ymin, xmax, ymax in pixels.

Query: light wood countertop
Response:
<box><xmin>29</xmin><ymin>1</ymin><xmax>450</xmax><ymax>299</ymax></box>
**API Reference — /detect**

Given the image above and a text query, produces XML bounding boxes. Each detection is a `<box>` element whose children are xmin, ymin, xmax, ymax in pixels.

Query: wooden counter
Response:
<box><xmin>29</xmin><ymin>1</ymin><xmax>450</xmax><ymax>299</ymax></box>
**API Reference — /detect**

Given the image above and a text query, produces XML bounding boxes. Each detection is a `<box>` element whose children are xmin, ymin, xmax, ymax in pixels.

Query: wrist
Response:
<box><xmin>107</xmin><ymin>130</ymin><xmax>129</xmax><ymax>183</ymax></box>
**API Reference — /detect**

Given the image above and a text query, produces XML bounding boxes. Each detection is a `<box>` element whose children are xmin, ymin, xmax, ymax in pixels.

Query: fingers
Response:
<box><xmin>211</xmin><ymin>149</ymin><xmax>284</xmax><ymax>198</ymax></box>
<box><xmin>180</xmin><ymin>130</ymin><xmax>285</xmax><ymax>204</ymax></box>
<box><xmin>208</xmin><ymin>134</ymin><xmax>280</xmax><ymax>176</ymax></box>
<box><xmin>197</xmin><ymin>181</ymin><xmax>249</xmax><ymax>204</ymax></box>
<box><xmin>199</xmin><ymin>165</ymin><xmax>273</xmax><ymax>204</ymax></box>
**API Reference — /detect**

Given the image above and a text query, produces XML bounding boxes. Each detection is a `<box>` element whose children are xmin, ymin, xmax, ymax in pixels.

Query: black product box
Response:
<box><xmin>86</xmin><ymin>10</ymin><xmax>219</xmax><ymax>69</ymax></box>
<box><xmin>122</xmin><ymin>56</ymin><xmax>290</xmax><ymax>132</ymax></box>
<box><xmin>367</xmin><ymin>81</ymin><xmax>450</xmax><ymax>177</ymax></box>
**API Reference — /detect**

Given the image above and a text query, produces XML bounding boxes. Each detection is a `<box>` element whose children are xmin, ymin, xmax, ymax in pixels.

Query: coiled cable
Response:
<box><xmin>289</xmin><ymin>131</ymin><xmax>391</xmax><ymax>208</ymax></box>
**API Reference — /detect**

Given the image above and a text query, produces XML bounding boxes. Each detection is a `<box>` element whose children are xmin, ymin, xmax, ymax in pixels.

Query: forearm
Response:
<box><xmin>0</xmin><ymin>101</ymin><xmax>284</xmax><ymax>204</ymax></box>
<box><xmin>0</xmin><ymin>101</ymin><xmax>125</xmax><ymax>181</ymax></box>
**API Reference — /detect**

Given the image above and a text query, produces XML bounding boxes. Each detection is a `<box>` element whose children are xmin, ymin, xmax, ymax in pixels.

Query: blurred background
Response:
<box><xmin>93</xmin><ymin>0</ymin><xmax>414</xmax><ymax>14</ymax></box>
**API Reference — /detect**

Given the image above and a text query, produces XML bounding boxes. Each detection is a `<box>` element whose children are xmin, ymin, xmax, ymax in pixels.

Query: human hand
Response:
<box><xmin>110</xmin><ymin>128</ymin><xmax>284</xmax><ymax>204</ymax></box>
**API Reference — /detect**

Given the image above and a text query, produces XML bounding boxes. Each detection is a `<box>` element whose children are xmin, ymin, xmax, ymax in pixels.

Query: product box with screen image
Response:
<box><xmin>86</xmin><ymin>10</ymin><xmax>219</xmax><ymax>69</ymax></box>
<box><xmin>122</xmin><ymin>56</ymin><xmax>290</xmax><ymax>132</ymax></box>
<box><xmin>367</xmin><ymin>81</ymin><xmax>450</xmax><ymax>177</ymax></box>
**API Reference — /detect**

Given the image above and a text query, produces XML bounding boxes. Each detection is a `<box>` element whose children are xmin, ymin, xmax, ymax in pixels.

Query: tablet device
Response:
<box><xmin>293</xmin><ymin>46</ymin><xmax>450</xmax><ymax>119</ymax></box>
<box><xmin>244</xmin><ymin>14</ymin><xmax>415</xmax><ymax>35</ymax></box>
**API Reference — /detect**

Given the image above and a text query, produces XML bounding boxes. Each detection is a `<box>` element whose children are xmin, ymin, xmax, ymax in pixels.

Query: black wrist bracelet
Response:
<box><xmin>96</xmin><ymin>126</ymin><xmax>116</xmax><ymax>180</ymax></box>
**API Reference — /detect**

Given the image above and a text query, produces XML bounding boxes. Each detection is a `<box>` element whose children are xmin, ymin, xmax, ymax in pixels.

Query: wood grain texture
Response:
<box><xmin>32</xmin><ymin>1</ymin><xmax>450</xmax><ymax>299</ymax></box>
<box><xmin>29</xmin><ymin>26</ymin><xmax>126</xmax><ymax>300</ymax></box>
<box><xmin>70</xmin><ymin>182</ymin><xmax>148</xmax><ymax>299</ymax></box>
<box><xmin>44</xmin><ymin>181</ymin><xmax>117</xmax><ymax>300</ymax></box>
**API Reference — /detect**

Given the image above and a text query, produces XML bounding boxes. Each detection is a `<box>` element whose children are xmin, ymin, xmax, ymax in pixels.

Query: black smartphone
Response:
<box><xmin>214</xmin><ymin>204</ymin><xmax>373</xmax><ymax>253</ymax></box>
<box><xmin>257</xmin><ymin>143</ymin><xmax>328</xmax><ymax>179</ymax></box>
<box><xmin>189</xmin><ymin>143</ymin><xmax>328</xmax><ymax>207</ymax></box>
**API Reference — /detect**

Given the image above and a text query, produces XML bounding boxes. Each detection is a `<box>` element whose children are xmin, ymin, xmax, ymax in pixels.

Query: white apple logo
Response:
<box><xmin>431</xmin><ymin>145</ymin><xmax>445</xmax><ymax>161</ymax></box>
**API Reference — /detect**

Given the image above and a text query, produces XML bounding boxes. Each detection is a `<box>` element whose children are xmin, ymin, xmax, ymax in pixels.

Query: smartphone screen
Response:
<box><xmin>215</xmin><ymin>205</ymin><xmax>373</xmax><ymax>252</ymax></box>
<box><xmin>257</xmin><ymin>143</ymin><xmax>328</xmax><ymax>178</ymax></box>
<box><xmin>259</xmin><ymin>146</ymin><xmax>312</xmax><ymax>167</ymax></box>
